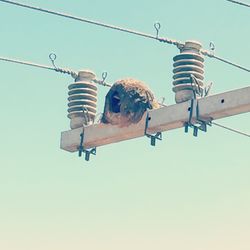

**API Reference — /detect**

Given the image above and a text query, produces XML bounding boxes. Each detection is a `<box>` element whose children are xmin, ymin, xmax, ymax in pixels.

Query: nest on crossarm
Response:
<box><xmin>102</xmin><ymin>78</ymin><xmax>160</xmax><ymax>127</ymax></box>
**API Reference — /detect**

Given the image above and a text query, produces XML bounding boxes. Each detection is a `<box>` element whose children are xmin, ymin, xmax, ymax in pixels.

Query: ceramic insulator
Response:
<box><xmin>172</xmin><ymin>40</ymin><xmax>204</xmax><ymax>103</ymax></box>
<box><xmin>68</xmin><ymin>70</ymin><xmax>97</xmax><ymax>129</ymax></box>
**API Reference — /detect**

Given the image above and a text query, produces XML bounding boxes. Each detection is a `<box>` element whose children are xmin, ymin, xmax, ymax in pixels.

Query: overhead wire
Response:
<box><xmin>0</xmin><ymin>56</ymin><xmax>55</xmax><ymax>71</ymax></box>
<box><xmin>211</xmin><ymin>55</ymin><xmax>250</xmax><ymax>73</ymax></box>
<box><xmin>0</xmin><ymin>0</ymin><xmax>183</xmax><ymax>47</ymax></box>
<box><xmin>212</xmin><ymin>121</ymin><xmax>250</xmax><ymax>138</ymax></box>
<box><xmin>201</xmin><ymin>50</ymin><xmax>250</xmax><ymax>73</ymax></box>
<box><xmin>226</xmin><ymin>0</ymin><xmax>250</xmax><ymax>8</ymax></box>
<box><xmin>1</xmin><ymin>0</ymin><xmax>249</xmax><ymax>74</ymax></box>
<box><xmin>0</xmin><ymin>55</ymin><xmax>77</xmax><ymax>77</ymax></box>
<box><xmin>0</xmin><ymin>56</ymin><xmax>111</xmax><ymax>86</ymax></box>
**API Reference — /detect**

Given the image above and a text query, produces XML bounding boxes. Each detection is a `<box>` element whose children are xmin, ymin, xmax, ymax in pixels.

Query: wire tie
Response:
<box><xmin>154</xmin><ymin>22</ymin><xmax>161</xmax><ymax>39</ymax></box>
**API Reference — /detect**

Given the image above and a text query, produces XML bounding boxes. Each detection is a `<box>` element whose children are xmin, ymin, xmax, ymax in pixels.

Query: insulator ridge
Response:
<box><xmin>67</xmin><ymin>70</ymin><xmax>97</xmax><ymax>129</ymax></box>
<box><xmin>172</xmin><ymin>41</ymin><xmax>205</xmax><ymax>103</ymax></box>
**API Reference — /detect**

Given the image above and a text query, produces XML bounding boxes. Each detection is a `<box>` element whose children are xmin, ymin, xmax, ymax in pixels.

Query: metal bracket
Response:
<box><xmin>144</xmin><ymin>112</ymin><xmax>162</xmax><ymax>146</ymax></box>
<box><xmin>185</xmin><ymin>98</ymin><xmax>212</xmax><ymax>137</ymax></box>
<box><xmin>78</xmin><ymin>132</ymin><xmax>97</xmax><ymax>161</ymax></box>
<box><xmin>146</xmin><ymin>132</ymin><xmax>162</xmax><ymax>146</ymax></box>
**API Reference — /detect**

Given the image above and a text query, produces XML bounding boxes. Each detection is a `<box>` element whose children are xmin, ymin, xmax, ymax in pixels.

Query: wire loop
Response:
<box><xmin>102</xmin><ymin>71</ymin><xmax>108</xmax><ymax>82</ymax></box>
<box><xmin>209</xmin><ymin>41</ymin><xmax>215</xmax><ymax>54</ymax></box>
<box><xmin>154</xmin><ymin>22</ymin><xmax>161</xmax><ymax>38</ymax></box>
<box><xmin>49</xmin><ymin>53</ymin><xmax>58</xmax><ymax>69</ymax></box>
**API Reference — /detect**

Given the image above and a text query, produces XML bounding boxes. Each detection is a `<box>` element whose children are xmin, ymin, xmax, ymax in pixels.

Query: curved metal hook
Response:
<box><xmin>204</xmin><ymin>82</ymin><xmax>213</xmax><ymax>97</ymax></box>
<box><xmin>101</xmin><ymin>71</ymin><xmax>108</xmax><ymax>86</ymax></box>
<box><xmin>48</xmin><ymin>52</ymin><xmax>77</xmax><ymax>78</ymax></box>
<box><xmin>49</xmin><ymin>53</ymin><xmax>57</xmax><ymax>69</ymax></box>
<box><xmin>102</xmin><ymin>71</ymin><xmax>108</xmax><ymax>82</ymax></box>
<box><xmin>190</xmin><ymin>74</ymin><xmax>203</xmax><ymax>97</ymax></box>
<box><xmin>154</xmin><ymin>22</ymin><xmax>161</xmax><ymax>39</ymax></box>
<box><xmin>82</xmin><ymin>105</ymin><xmax>91</xmax><ymax>125</ymax></box>
<box><xmin>209</xmin><ymin>42</ymin><xmax>215</xmax><ymax>52</ymax></box>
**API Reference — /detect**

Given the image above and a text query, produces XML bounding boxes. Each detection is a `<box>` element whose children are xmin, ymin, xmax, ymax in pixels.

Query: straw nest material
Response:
<box><xmin>102</xmin><ymin>78</ymin><xmax>160</xmax><ymax>127</ymax></box>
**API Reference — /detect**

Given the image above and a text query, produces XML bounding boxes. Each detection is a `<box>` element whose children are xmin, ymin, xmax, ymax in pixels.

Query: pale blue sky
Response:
<box><xmin>0</xmin><ymin>1</ymin><xmax>249</xmax><ymax>250</ymax></box>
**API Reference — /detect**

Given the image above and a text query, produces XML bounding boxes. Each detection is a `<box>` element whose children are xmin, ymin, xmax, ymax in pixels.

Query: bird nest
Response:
<box><xmin>102</xmin><ymin>78</ymin><xmax>160</xmax><ymax>127</ymax></box>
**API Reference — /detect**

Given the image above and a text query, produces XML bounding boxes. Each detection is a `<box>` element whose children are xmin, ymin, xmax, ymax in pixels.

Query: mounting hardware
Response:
<box><xmin>209</xmin><ymin>41</ymin><xmax>215</xmax><ymax>54</ymax></box>
<box><xmin>78</xmin><ymin>132</ymin><xmax>97</xmax><ymax>161</ymax></box>
<box><xmin>101</xmin><ymin>71</ymin><xmax>108</xmax><ymax>83</ymax></box>
<box><xmin>144</xmin><ymin>112</ymin><xmax>162</xmax><ymax>146</ymax></box>
<box><xmin>49</xmin><ymin>52</ymin><xmax>78</xmax><ymax>78</ymax></box>
<box><xmin>146</xmin><ymin>132</ymin><xmax>162</xmax><ymax>146</ymax></box>
<box><xmin>185</xmin><ymin>98</ymin><xmax>212</xmax><ymax>137</ymax></box>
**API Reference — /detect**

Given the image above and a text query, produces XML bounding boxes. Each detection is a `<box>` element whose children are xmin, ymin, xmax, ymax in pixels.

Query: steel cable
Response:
<box><xmin>212</xmin><ymin>121</ymin><xmax>250</xmax><ymax>138</ymax></box>
<box><xmin>201</xmin><ymin>50</ymin><xmax>250</xmax><ymax>73</ymax></box>
<box><xmin>1</xmin><ymin>0</ymin><xmax>250</xmax><ymax>73</ymax></box>
<box><xmin>226</xmin><ymin>0</ymin><xmax>250</xmax><ymax>8</ymax></box>
<box><xmin>0</xmin><ymin>55</ymin><xmax>78</xmax><ymax>77</ymax></box>
<box><xmin>0</xmin><ymin>56</ymin><xmax>55</xmax><ymax>71</ymax></box>
<box><xmin>0</xmin><ymin>56</ymin><xmax>113</xmax><ymax>86</ymax></box>
<box><xmin>0</xmin><ymin>0</ymin><xmax>183</xmax><ymax>47</ymax></box>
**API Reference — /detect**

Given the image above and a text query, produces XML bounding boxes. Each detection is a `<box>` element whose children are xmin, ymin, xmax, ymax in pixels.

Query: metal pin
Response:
<box><xmin>193</xmin><ymin>127</ymin><xmax>198</xmax><ymax>137</ymax></box>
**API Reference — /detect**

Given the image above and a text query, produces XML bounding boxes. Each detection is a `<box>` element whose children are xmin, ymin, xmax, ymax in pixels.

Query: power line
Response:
<box><xmin>0</xmin><ymin>55</ymin><xmax>77</xmax><ymax>77</ymax></box>
<box><xmin>0</xmin><ymin>56</ymin><xmax>55</xmax><ymax>71</ymax></box>
<box><xmin>0</xmin><ymin>55</ymin><xmax>112</xmax><ymax>87</ymax></box>
<box><xmin>0</xmin><ymin>0</ymin><xmax>183</xmax><ymax>47</ymax></box>
<box><xmin>1</xmin><ymin>0</ymin><xmax>250</xmax><ymax>74</ymax></box>
<box><xmin>212</xmin><ymin>121</ymin><xmax>250</xmax><ymax>138</ymax></box>
<box><xmin>226</xmin><ymin>0</ymin><xmax>250</xmax><ymax>8</ymax></box>
<box><xmin>201</xmin><ymin>50</ymin><xmax>250</xmax><ymax>73</ymax></box>
<box><xmin>211</xmin><ymin>54</ymin><xmax>250</xmax><ymax>73</ymax></box>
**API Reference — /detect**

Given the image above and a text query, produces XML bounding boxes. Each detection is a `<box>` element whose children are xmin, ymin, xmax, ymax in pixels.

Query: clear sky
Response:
<box><xmin>0</xmin><ymin>0</ymin><xmax>250</xmax><ymax>250</ymax></box>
